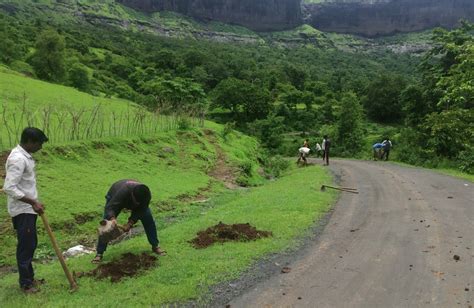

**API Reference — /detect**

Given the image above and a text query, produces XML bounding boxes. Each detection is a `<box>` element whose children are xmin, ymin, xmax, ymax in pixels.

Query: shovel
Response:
<box><xmin>320</xmin><ymin>184</ymin><xmax>359</xmax><ymax>194</ymax></box>
<box><xmin>40</xmin><ymin>213</ymin><xmax>78</xmax><ymax>291</ymax></box>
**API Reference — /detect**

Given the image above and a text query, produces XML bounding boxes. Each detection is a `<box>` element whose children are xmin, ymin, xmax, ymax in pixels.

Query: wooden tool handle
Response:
<box><xmin>324</xmin><ymin>185</ymin><xmax>357</xmax><ymax>191</ymax></box>
<box><xmin>40</xmin><ymin>213</ymin><xmax>78</xmax><ymax>290</ymax></box>
<box><xmin>322</xmin><ymin>185</ymin><xmax>359</xmax><ymax>194</ymax></box>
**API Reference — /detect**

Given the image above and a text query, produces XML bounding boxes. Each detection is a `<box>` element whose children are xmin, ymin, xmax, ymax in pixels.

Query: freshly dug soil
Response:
<box><xmin>78</xmin><ymin>252</ymin><xmax>157</xmax><ymax>282</ymax></box>
<box><xmin>190</xmin><ymin>222</ymin><xmax>272</xmax><ymax>249</ymax></box>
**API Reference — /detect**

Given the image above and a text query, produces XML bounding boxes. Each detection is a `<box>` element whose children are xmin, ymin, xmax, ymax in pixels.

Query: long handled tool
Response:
<box><xmin>321</xmin><ymin>184</ymin><xmax>359</xmax><ymax>194</ymax></box>
<box><xmin>40</xmin><ymin>213</ymin><xmax>78</xmax><ymax>291</ymax></box>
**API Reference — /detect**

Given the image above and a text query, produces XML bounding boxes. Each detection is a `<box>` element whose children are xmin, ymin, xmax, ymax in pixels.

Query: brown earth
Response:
<box><xmin>203</xmin><ymin>129</ymin><xmax>238</xmax><ymax>189</ymax></box>
<box><xmin>76</xmin><ymin>252</ymin><xmax>157</xmax><ymax>283</ymax></box>
<box><xmin>190</xmin><ymin>222</ymin><xmax>272</xmax><ymax>249</ymax></box>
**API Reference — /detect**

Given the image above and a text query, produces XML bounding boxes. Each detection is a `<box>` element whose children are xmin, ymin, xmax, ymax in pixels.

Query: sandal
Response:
<box><xmin>91</xmin><ymin>254</ymin><xmax>103</xmax><ymax>264</ymax></box>
<box><xmin>22</xmin><ymin>285</ymin><xmax>40</xmax><ymax>294</ymax></box>
<box><xmin>152</xmin><ymin>247</ymin><xmax>167</xmax><ymax>256</ymax></box>
<box><xmin>33</xmin><ymin>279</ymin><xmax>45</xmax><ymax>287</ymax></box>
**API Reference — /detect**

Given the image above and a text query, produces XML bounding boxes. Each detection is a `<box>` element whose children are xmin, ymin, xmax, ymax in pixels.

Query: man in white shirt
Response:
<box><xmin>3</xmin><ymin>127</ymin><xmax>48</xmax><ymax>294</ymax></box>
<box><xmin>322</xmin><ymin>135</ymin><xmax>331</xmax><ymax>166</ymax></box>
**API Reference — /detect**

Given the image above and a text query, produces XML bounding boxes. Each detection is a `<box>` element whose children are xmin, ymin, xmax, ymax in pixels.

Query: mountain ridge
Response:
<box><xmin>118</xmin><ymin>0</ymin><xmax>474</xmax><ymax>36</ymax></box>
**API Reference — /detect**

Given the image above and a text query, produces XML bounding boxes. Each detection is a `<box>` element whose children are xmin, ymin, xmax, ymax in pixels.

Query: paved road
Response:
<box><xmin>229</xmin><ymin>160</ymin><xmax>474</xmax><ymax>307</ymax></box>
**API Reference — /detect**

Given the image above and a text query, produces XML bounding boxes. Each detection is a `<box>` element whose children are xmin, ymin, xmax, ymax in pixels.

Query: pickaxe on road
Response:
<box><xmin>320</xmin><ymin>184</ymin><xmax>359</xmax><ymax>194</ymax></box>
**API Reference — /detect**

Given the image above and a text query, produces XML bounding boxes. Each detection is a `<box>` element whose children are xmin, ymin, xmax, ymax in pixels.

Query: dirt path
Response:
<box><xmin>229</xmin><ymin>160</ymin><xmax>474</xmax><ymax>307</ymax></box>
<box><xmin>203</xmin><ymin>129</ymin><xmax>238</xmax><ymax>189</ymax></box>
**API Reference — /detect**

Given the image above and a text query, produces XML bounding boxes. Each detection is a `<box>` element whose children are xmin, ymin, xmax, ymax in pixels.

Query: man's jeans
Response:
<box><xmin>96</xmin><ymin>196</ymin><xmax>159</xmax><ymax>255</ymax></box>
<box><xmin>12</xmin><ymin>214</ymin><xmax>38</xmax><ymax>288</ymax></box>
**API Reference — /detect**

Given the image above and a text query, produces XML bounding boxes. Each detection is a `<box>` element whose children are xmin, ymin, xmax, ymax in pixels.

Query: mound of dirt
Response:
<box><xmin>77</xmin><ymin>252</ymin><xmax>157</xmax><ymax>282</ymax></box>
<box><xmin>190</xmin><ymin>222</ymin><xmax>272</xmax><ymax>249</ymax></box>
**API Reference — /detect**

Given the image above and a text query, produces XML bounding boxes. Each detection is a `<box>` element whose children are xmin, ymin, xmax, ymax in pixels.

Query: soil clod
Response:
<box><xmin>190</xmin><ymin>222</ymin><xmax>272</xmax><ymax>249</ymax></box>
<box><xmin>281</xmin><ymin>267</ymin><xmax>291</xmax><ymax>274</ymax></box>
<box><xmin>76</xmin><ymin>252</ymin><xmax>157</xmax><ymax>282</ymax></box>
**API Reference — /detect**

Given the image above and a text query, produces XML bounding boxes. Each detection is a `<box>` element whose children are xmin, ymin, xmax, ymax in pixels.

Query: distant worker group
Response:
<box><xmin>297</xmin><ymin>136</ymin><xmax>393</xmax><ymax>164</ymax></box>
<box><xmin>297</xmin><ymin>135</ymin><xmax>331</xmax><ymax>166</ymax></box>
<box><xmin>373</xmin><ymin>138</ymin><xmax>392</xmax><ymax>161</ymax></box>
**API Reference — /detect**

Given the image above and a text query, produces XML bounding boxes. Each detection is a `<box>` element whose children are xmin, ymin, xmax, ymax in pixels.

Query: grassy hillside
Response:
<box><xmin>0</xmin><ymin>66</ymin><xmax>131</xmax><ymax>110</ymax></box>
<box><xmin>0</xmin><ymin>67</ymin><xmax>185</xmax><ymax>151</ymax></box>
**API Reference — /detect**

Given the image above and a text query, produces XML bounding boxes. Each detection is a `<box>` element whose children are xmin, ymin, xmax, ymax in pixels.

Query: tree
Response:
<box><xmin>211</xmin><ymin>77</ymin><xmax>272</xmax><ymax>121</ymax></box>
<box><xmin>284</xmin><ymin>64</ymin><xmax>307</xmax><ymax>90</ymax></box>
<box><xmin>140</xmin><ymin>76</ymin><xmax>208</xmax><ymax>112</ymax></box>
<box><xmin>363</xmin><ymin>74</ymin><xmax>407</xmax><ymax>123</ymax></box>
<box><xmin>420</xmin><ymin>21</ymin><xmax>474</xmax><ymax>111</ymax></box>
<box><xmin>400</xmin><ymin>84</ymin><xmax>430</xmax><ymax>126</ymax></box>
<box><xmin>29</xmin><ymin>29</ymin><xmax>66</xmax><ymax>82</ymax></box>
<box><xmin>301</xmin><ymin>91</ymin><xmax>315</xmax><ymax>111</ymax></box>
<box><xmin>280</xmin><ymin>87</ymin><xmax>303</xmax><ymax>112</ymax></box>
<box><xmin>0</xmin><ymin>35</ymin><xmax>19</xmax><ymax>64</ymax></box>
<box><xmin>68</xmin><ymin>63</ymin><xmax>90</xmax><ymax>92</ymax></box>
<box><xmin>242</xmin><ymin>85</ymin><xmax>272</xmax><ymax>121</ymax></box>
<box><xmin>247</xmin><ymin>114</ymin><xmax>286</xmax><ymax>151</ymax></box>
<box><xmin>336</xmin><ymin>92</ymin><xmax>364</xmax><ymax>156</ymax></box>
<box><xmin>211</xmin><ymin>77</ymin><xmax>249</xmax><ymax>116</ymax></box>
<box><xmin>305</xmin><ymin>81</ymin><xmax>329</xmax><ymax>98</ymax></box>
<box><xmin>150</xmin><ymin>49</ymin><xmax>181</xmax><ymax>71</ymax></box>
<box><xmin>422</xmin><ymin>109</ymin><xmax>474</xmax><ymax>159</ymax></box>
<box><xmin>436</xmin><ymin>42</ymin><xmax>474</xmax><ymax>110</ymax></box>
<box><xmin>106</xmin><ymin>55</ymin><xmax>136</xmax><ymax>80</ymax></box>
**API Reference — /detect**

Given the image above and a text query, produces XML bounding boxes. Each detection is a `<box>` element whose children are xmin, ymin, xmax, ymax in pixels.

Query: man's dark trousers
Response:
<box><xmin>12</xmin><ymin>214</ymin><xmax>38</xmax><ymax>288</ymax></box>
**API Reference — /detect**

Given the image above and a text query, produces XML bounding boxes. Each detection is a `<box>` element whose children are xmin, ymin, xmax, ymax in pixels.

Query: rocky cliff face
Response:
<box><xmin>118</xmin><ymin>0</ymin><xmax>302</xmax><ymax>31</ymax></box>
<box><xmin>118</xmin><ymin>0</ymin><xmax>474</xmax><ymax>36</ymax></box>
<box><xmin>303</xmin><ymin>0</ymin><xmax>474</xmax><ymax>36</ymax></box>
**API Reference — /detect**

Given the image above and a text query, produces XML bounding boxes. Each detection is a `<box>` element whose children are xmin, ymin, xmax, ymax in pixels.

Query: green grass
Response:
<box><xmin>435</xmin><ymin>169</ymin><xmax>474</xmax><ymax>183</ymax></box>
<box><xmin>0</xmin><ymin>67</ymin><xmax>185</xmax><ymax>151</ymax></box>
<box><xmin>0</xmin><ymin>66</ymin><xmax>131</xmax><ymax>111</ymax></box>
<box><xmin>0</xmin><ymin>130</ymin><xmax>336</xmax><ymax>306</ymax></box>
<box><xmin>0</xmin><ymin>127</ymin><xmax>258</xmax><ymax>264</ymax></box>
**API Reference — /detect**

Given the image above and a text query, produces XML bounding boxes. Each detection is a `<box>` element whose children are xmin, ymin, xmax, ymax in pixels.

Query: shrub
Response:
<box><xmin>458</xmin><ymin>149</ymin><xmax>474</xmax><ymax>174</ymax></box>
<box><xmin>178</xmin><ymin>117</ymin><xmax>191</xmax><ymax>130</ymax></box>
<box><xmin>10</xmin><ymin>60</ymin><xmax>35</xmax><ymax>77</ymax></box>
<box><xmin>221</xmin><ymin>121</ymin><xmax>235</xmax><ymax>141</ymax></box>
<box><xmin>263</xmin><ymin>155</ymin><xmax>290</xmax><ymax>178</ymax></box>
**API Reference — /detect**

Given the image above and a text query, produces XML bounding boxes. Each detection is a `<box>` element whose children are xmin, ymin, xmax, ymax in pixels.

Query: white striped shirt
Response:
<box><xmin>2</xmin><ymin>145</ymin><xmax>38</xmax><ymax>217</ymax></box>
